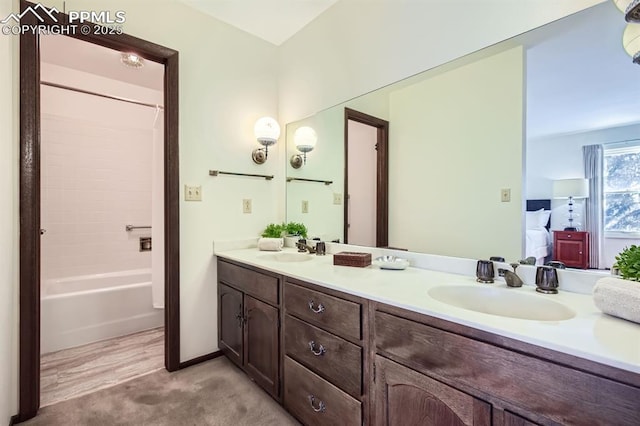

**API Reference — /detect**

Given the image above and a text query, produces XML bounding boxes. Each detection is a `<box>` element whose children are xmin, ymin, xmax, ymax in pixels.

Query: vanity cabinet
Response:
<box><xmin>373</xmin><ymin>306</ymin><xmax>640</xmax><ymax>426</ymax></box>
<box><xmin>216</xmin><ymin>257</ymin><xmax>640</xmax><ymax>426</ymax></box>
<box><xmin>374</xmin><ymin>355</ymin><xmax>491</xmax><ymax>426</ymax></box>
<box><xmin>553</xmin><ymin>231</ymin><xmax>589</xmax><ymax>269</ymax></box>
<box><xmin>217</xmin><ymin>259</ymin><xmax>280</xmax><ymax>398</ymax></box>
<box><xmin>282</xmin><ymin>279</ymin><xmax>367</xmax><ymax>425</ymax></box>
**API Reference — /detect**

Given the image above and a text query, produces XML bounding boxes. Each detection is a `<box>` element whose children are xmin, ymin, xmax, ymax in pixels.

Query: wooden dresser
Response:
<box><xmin>553</xmin><ymin>231</ymin><xmax>589</xmax><ymax>269</ymax></box>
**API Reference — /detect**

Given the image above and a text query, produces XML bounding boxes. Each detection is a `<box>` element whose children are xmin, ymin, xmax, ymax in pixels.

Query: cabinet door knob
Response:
<box><xmin>308</xmin><ymin>340</ymin><xmax>326</xmax><ymax>356</ymax></box>
<box><xmin>308</xmin><ymin>395</ymin><xmax>326</xmax><ymax>413</ymax></box>
<box><xmin>308</xmin><ymin>300</ymin><xmax>325</xmax><ymax>314</ymax></box>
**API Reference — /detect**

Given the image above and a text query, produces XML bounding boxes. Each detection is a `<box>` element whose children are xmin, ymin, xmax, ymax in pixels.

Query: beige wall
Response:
<box><xmin>278</xmin><ymin>0</ymin><xmax>604</xmax><ymax>123</ymax></box>
<box><xmin>388</xmin><ymin>46</ymin><xmax>525</xmax><ymax>260</ymax></box>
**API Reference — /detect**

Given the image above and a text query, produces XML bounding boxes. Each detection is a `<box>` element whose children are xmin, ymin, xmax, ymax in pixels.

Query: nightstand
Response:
<box><xmin>553</xmin><ymin>231</ymin><xmax>590</xmax><ymax>269</ymax></box>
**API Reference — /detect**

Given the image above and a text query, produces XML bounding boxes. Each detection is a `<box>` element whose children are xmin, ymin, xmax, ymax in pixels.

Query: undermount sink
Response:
<box><xmin>259</xmin><ymin>252</ymin><xmax>314</xmax><ymax>263</ymax></box>
<box><xmin>428</xmin><ymin>285</ymin><xmax>576</xmax><ymax>321</ymax></box>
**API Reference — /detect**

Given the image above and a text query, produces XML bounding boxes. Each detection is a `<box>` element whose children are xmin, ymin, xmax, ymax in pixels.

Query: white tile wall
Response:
<box><xmin>41</xmin><ymin>112</ymin><xmax>153</xmax><ymax>280</ymax></box>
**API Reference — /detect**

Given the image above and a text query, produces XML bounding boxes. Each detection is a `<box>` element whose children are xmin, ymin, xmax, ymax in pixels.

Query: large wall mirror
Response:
<box><xmin>285</xmin><ymin>1</ymin><xmax>640</xmax><ymax>270</ymax></box>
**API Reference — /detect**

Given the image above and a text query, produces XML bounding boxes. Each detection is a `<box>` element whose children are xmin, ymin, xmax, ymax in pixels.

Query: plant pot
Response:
<box><xmin>284</xmin><ymin>236</ymin><xmax>301</xmax><ymax>248</ymax></box>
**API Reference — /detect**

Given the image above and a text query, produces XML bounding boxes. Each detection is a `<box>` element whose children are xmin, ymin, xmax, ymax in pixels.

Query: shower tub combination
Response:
<box><xmin>41</xmin><ymin>269</ymin><xmax>164</xmax><ymax>354</ymax></box>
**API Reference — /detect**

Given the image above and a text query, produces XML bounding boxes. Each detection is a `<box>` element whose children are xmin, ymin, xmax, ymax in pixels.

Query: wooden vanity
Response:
<box><xmin>217</xmin><ymin>257</ymin><xmax>640</xmax><ymax>425</ymax></box>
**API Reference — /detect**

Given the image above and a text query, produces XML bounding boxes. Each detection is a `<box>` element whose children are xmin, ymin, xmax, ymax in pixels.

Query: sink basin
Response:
<box><xmin>428</xmin><ymin>285</ymin><xmax>576</xmax><ymax>321</ymax></box>
<box><xmin>259</xmin><ymin>252</ymin><xmax>314</xmax><ymax>263</ymax></box>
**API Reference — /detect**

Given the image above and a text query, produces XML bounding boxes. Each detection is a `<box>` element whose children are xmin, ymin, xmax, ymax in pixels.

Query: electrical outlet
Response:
<box><xmin>185</xmin><ymin>185</ymin><xmax>202</xmax><ymax>201</ymax></box>
<box><xmin>333</xmin><ymin>193</ymin><xmax>343</xmax><ymax>205</ymax></box>
<box><xmin>302</xmin><ymin>200</ymin><xmax>309</xmax><ymax>213</ymax></box>
<box><xmin>501</xmin><ymin>188</ymin><xmax>511</xmax><ymax>202</ymax></box>
<box><xmin>242</xmin><ymin>199</ymin><xmax>252</xmax><ymax>214</ymax></box>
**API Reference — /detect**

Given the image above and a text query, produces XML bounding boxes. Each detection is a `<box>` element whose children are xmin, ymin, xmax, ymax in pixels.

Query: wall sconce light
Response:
<box><xmin>252</xmin><ymin>117</ymin><xmax>280</xmax><ymax>164</ymax></box>
<box><xmin>553</xmin><ymin>178</ymin><xmax>589</xmax><ymax>231</ymax></box>
<box><xmin>614</xmin><ymin>0</ymin><xmax>640</xmax><ymax>22</ymax></box>
<box><xmin>290</xmin><ymin>126</ymin><xmax>318</xmax><ymax>169</ymax></box>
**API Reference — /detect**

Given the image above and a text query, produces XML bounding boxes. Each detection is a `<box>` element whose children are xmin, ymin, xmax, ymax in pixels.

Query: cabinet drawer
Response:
<box><xmin>284</xmin><ymin>281</ymin><xmax>361</xmax><ymax>341</ymax></box>
<box><xmin>375</xmin><ymin>310</ymin><xmax>640</xmax><ymax>426</ymax></box>
<box><xmin>285</xmin><ymin>315</ymin><xmax>362</xmax><ymax>398</ymax></box>
<box><xmin>284</xmin><ymin>357</ymin><xmax>361</xmax><ymax>426</ymax></box>
<box><xmin>554</xmin><ymin>231</ymin><xmax>586</xmax><ymax>241</ymax></box>
<box><xmin>218</xmin><ymin>260</ymin><xmax>279</xmax><ymax>305</ymax></box>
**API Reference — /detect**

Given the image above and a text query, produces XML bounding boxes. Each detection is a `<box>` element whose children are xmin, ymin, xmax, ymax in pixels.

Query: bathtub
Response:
<box><xmin>41</xmin><ymin>269</ymin><xmax>164</xmax><ymax>354</ymax></box>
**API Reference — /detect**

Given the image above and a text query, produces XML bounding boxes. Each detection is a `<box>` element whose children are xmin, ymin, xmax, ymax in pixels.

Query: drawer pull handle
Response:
<box><xmin>308</xmin><ymin>300</ymin><xmax>325</xmax><ymax>314</ymax></box>
<box><xmin>308</xmin><ymin>395</ymin><xmax>326</xmax><ymax>413</ymax></box>
<box><xmin>308</xmin><ymin>340</ymin><xmax>326</xmax><ymax>356</ymax></box>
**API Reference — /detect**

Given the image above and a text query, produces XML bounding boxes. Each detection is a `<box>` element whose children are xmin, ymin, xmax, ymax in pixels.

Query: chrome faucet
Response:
<box><xmin>498</xmin><ymin>263</ymin><xmax>524</xmax><ymax>288</ymax></box>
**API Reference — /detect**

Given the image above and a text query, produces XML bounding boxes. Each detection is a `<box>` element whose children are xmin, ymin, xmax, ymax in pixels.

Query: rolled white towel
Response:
<box><xmin>593</xmin><ymin>277</ymin><xmax>640</xmax><ymax>324</ymax></box>
<box><xmin>257</xmin><ymin>237</ymin><xmax>283</xmax><ymax>252</ymax></box>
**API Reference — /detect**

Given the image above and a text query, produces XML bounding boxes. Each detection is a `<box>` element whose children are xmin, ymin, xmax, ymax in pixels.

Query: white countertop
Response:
<box><xmin>215</xmin><ymin>246</ymin><xmax>640</xmax><ymax>375</ymax></box>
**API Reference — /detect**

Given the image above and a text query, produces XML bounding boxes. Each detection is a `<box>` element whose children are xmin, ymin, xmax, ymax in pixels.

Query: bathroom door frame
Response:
<box><xmin>344</xmin><ymin>108</ymin><xmax>389</xmax><ymax>247</ymax></box>
<box><xmin>18</xmin><ymin>1</ymin><xmax>180</xmax><ymax>421</ymax></box>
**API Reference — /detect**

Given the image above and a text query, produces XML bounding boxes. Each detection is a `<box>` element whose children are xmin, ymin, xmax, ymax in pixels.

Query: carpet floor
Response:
<box><xmin>24</xmin><ymin>356</ymin><xmax>300</xmax><ymax>426</ymax></box>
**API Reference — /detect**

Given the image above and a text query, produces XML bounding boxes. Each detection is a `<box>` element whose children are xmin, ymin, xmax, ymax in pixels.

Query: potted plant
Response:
<box><xmin>613</xmin><ymin>245</ymin><xmax>640</xmax><ymax>281</ymax></box>
<box><xmin>261</xmin><ymin>223</ymin><xmax>285</xmax><ymax>239</ymax></box>
<box><xmin>284</xmin><ymin>222</ymin><xmax>308</xmax><ymax>247</ymax></box>
<box><xmin>258</xmin><ymin>223</ymin><xmax>285</xmax><ymax>251</ymax></box>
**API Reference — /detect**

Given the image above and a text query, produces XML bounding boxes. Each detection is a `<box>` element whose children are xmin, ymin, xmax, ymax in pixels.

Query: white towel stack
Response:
<box><xmin>593</xmin><ymin>277</ymin><xmax>640</xmax><ymax>324</ymax></box>
<box><xmin>257</xmin><ymin>237</ymin><xmax>283</xmax><ymax>252</ymax></box>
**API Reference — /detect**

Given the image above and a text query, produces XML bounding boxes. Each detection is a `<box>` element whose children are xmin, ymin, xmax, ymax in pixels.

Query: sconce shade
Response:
<box><xmin>615</xmin><ymin>0</ymin><xmax>640</xmax><ymax>21</ymax></box>
<box><xmin>614</xmin><ymin>0</ymin><xmax>631</xmax><ymax>12</ymax></box>
<box><xmin>553</xmin><ymin>178</ymin><xmax>589</xmax><ymax>199</ymax></box>
<box><xmin>254</xmin><ymin>117</ymin><xmax>280</xmax><ymax>146</ymax></box>
<box><xmin>294</xmin><ymin>126</ymin><xmax>318</xmax><ymax>153</ymax></box>
<box><xmin>623</xmin><ymin>23</ymin><xmax>640</xmax><ymax>64</ymax></box>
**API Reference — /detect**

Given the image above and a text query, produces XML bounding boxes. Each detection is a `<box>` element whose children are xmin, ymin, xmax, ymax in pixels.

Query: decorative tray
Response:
<box><xmin>373</xmin><ymin>255</ymin><xmax>410</xmax><ymax>270</ymax></box>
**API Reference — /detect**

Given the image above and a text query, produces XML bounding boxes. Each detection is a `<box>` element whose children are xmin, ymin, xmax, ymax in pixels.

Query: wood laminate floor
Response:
<box><xmin>40</xmin><ymin>327</ymin><xmax>164</xmax><ymax>407</ymax></box>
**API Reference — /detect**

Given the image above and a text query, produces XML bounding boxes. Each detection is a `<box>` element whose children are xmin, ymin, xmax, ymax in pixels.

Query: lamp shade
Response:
<box><xmin>294</xmin><ymin>126</ymin><xmax>317</xmax><ymax>153</ymax></box>
<box><xmin>553</xmin><ymin>178</ymin><xmax>589</xmax><ymax>199</ymax></box>
<box><xmin>623</xmin><ymin>23</ymin><xmax>640</xmax><ymax>63</ymax></box>
<box><xmin>614</xmin><ymin>0</ymin><xmax>632</xmax><ymax>12</ymax></box>
<box><xmin>254</xmin><ymin>117</ymin><xmax>280</xmax><ymax>146</ymax></box>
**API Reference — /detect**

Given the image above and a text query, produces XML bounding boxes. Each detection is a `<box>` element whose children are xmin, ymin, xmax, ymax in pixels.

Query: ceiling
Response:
<box><xmin>178</xmin><ymin>0</ymin><xmax>338</xmax><ymax>46</ymax></box>
<box><xmin>525</xmin><ymin>2</ymin><xmax>640</xmax><ymax>140</ymax></box>
<box><xmin>40</xmin><ymin>34</ymin><xmax>165</xmax><ymax>91</ymax></box>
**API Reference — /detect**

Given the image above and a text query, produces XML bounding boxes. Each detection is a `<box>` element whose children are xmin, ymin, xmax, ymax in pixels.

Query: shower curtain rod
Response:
<box><xmin>41</xmin><ymin>81</ymin><xmax>164</xmax><ymax>110</ymax></box>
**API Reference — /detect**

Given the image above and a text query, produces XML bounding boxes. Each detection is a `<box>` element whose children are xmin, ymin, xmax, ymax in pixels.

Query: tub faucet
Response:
<box><xmin>498</xmin><ymin>263</ymin><xmax>524</xmax><ymax>288</ymax></box>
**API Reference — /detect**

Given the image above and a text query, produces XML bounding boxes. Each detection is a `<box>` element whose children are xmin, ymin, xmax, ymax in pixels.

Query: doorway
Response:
<box><xmin>18</xmin><ymin>1</ymin><xmax>180</xmax><ymax>421</ymax></box>
<box><xmin>344</xmin><ymin>108</ymin><xmax>389</xmax><ymax>247</ymax></box>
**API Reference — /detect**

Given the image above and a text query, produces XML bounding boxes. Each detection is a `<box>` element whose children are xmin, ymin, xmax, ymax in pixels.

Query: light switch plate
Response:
<box><xmin>185</xmin><ymin>185</ymin><xmax>202</xmax><ymax>201</ymax></box>
<box><xmin>302</xmin><ymin>200</ymin><xmax>309</xmax><ymax>213</ymax></box>
<box><xmin>333</xmin><ymin>193</ymin><xmax>343</xmax><ymax>205</ymax></box>
<box><xmin>501</xmin><ymin>188</ymin><xmax>511</xmax><ymax>202</ymax></box>
<box><xmin>242</xmin><ymin>199</ymin><xmax>252</xmax><ymax>214</ymax></box>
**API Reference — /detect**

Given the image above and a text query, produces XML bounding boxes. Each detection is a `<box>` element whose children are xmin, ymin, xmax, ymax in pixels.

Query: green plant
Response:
<box><xmin>261</xmin><ymin>223</ymin><xmax>285</xmax><ymax>238</ymax></box>
<box><xmin>614</xmin><ymin>245</ymin><xmax>640</xmax><ymax>281</ymax></box>
<box><xmin>285</xmin><ymin>222</ymin><xmax>308</xmax><ymax>239</ymax></box>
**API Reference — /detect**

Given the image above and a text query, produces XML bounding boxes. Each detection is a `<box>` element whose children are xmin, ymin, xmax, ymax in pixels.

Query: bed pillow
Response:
<box><xmin>526</xmin><ymin>208</ymin><xmax>551</xmax><ymax>230</ymax></box>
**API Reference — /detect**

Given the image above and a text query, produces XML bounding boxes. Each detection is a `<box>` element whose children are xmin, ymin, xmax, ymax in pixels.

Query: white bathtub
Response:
<box><xmin>41</xmin><ymin>269</ymin><xmax>164</xmax><ymax>354</ymax></box>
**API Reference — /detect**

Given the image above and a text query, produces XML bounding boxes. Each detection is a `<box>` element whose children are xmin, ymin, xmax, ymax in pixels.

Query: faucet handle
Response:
<box><xmin>535</xmin><ymin>266</ymin><xmax>559</xmax><ymax>294</ymax></box>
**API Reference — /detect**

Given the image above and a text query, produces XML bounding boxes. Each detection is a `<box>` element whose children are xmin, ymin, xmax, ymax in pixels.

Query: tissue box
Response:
<box><xmin>333</xmin><ymin>252</ymin><xmax>371</xmax><ymax>267</ymax></box>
